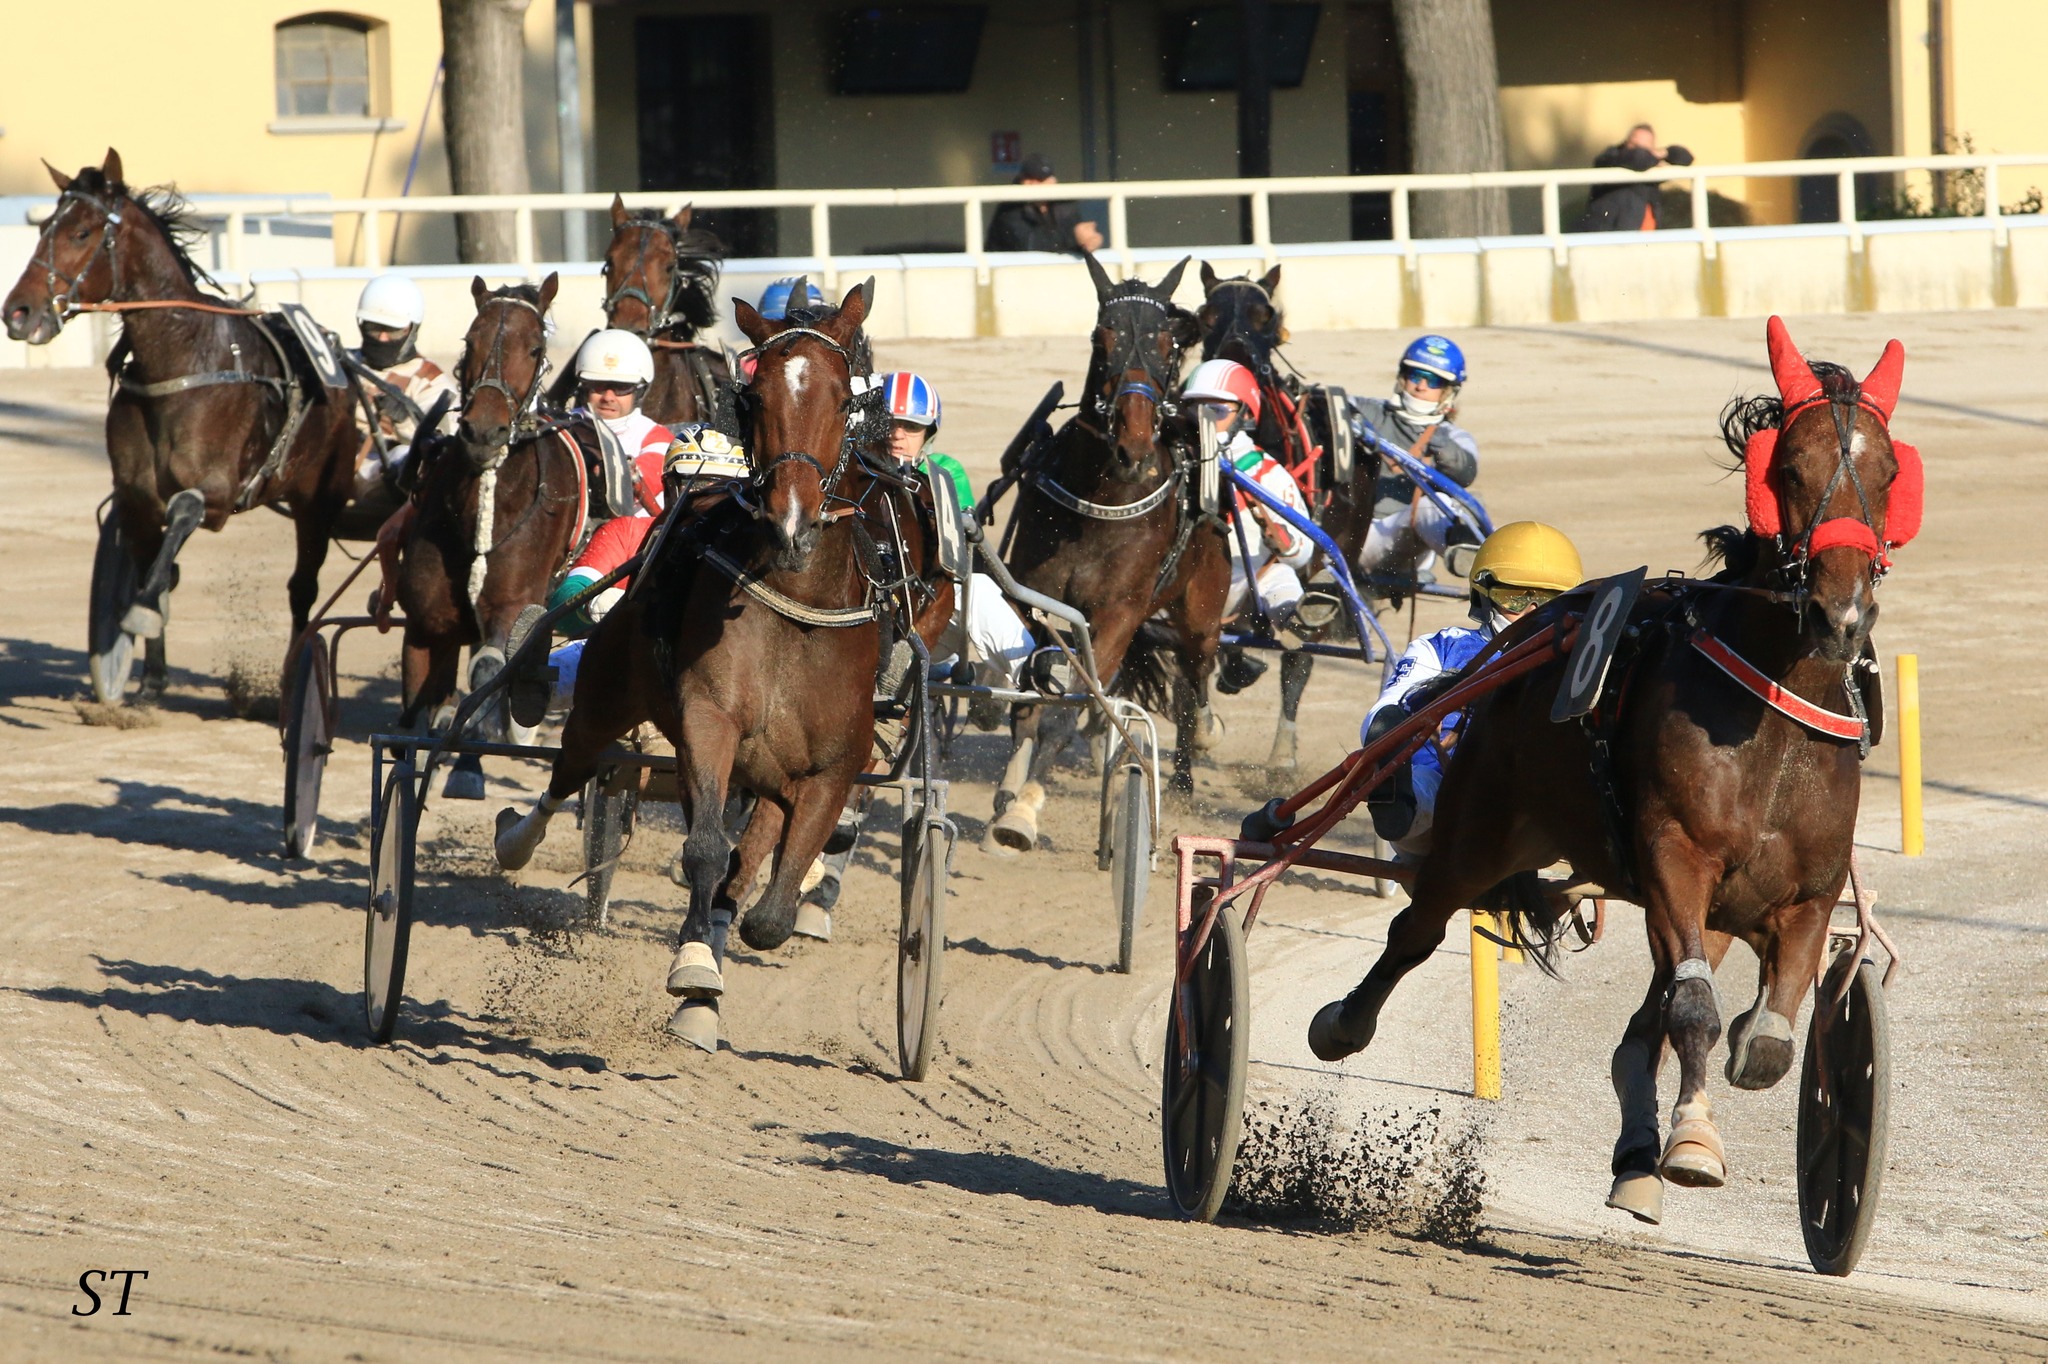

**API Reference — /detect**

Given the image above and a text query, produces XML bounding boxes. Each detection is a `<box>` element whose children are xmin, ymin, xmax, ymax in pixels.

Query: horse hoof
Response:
<box><xmin>665</xmin><ymin>940</ymin><xmax>725</xmax><ymax>998</ymax></box>
<box><xmin>665</xmin><ymin>1000</ymin><xmax>720</xmax><ymax>1052</ymax></box>
<box><xmin>1659</xmin><ymin>1116</ymin><xmax>1727</xmax><ymax>1188</ymax></box>
<box><xmin>792</xmin><ymin>902</ymin><xmax>832</xmax><ymax>942</ymax></box>
<box><xmin>1606</xmin><ymin>1171</ymin><xmax>1665</xmax><ymax>1224</ymax></box>
<box><xmin>1724</xmin><ymin>1007</ymin><xmax>1796</xmax><ymax>1090</ymax></box>
<box><xmin>443</xmin><ymin>763</ymin><xmax>487</xmax><ymax>802</ymax></box>
<box><xmin>1266</xmin><ymin>719</ymin><xmax>1298</xmax><ymax>771</ymax></box>
<box><xmin>986</xmin><ymin>781</ymin><xmax>1044</xmax><ymax>853</ymax></box>
<box><xmin>737</xmin><ymin>907</ymin><xmax>794</xmax><ymax>953</ymax></box>
<box><xmin>120</xmin><ymin>602</ymin><xmax>165</xmax><ymax>640</ymax></box>
<box><xmin>494</xmin><ymin>806</ymin><xmax>541</xmax><ymax>871</ymax></box>
<box><xmin>1307</xmin><ymin>1000</ymin><xmax>1375</xmax><ymax>1062</ymax></box>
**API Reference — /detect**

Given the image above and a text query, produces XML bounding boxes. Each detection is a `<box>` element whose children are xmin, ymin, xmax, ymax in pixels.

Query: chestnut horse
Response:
<box><xmin>549</xmin><ymin>195</ymin><xmax>731</xmax><ymax>428</ymax></box>
<box><xmin>997</xmin><ymin>254</ymin><xmax>1230</xmax><ymax>817</ymax></box>
<box><xmin>393</xmin><ymin>275</ymin><xmax>586</xmax><ymax>775</ymax></box>
<box><xmin>1</xmin><ymin>149</ymin><xmax>359</xmax><ymax>701</ymax></box>
<box><xmin>493</xmin><ymin>280</ymin><xmax>952</xmax><ymax>1042</ymax></box>
<box><xmin>1308</xmin><ymin>317</ymin><xmax>1919</xmax><ymax>1227</ymax></box>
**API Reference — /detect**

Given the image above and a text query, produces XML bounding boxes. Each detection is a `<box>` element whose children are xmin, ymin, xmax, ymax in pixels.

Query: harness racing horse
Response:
<box><xmin>1307</xmin><ymin>316</ymin><xmax>1919</xmax><ymax>1227</ymax></box>
<box><xmin>549</xmin><ymin>195</ymin><xmax>732</xmax><ymax>429</ymax></box>
<box><xmin>995</xmin><ymin>253</ymin><xmax>1228</xmax><ymax>832</ymax></box>
<box><xmin>493</xmin><ymin>279</ymin><xmax>953</xmax><ymax>1047</ymax></box>
<box><xmin>393</xmin><ymin>275</ymin><xmax>586</xmax><ymax>794</ymax></box>
<box><xmin>1</xmin><ymin>149</ymin><xmax>361</xmax><ymax>703</ymax></box>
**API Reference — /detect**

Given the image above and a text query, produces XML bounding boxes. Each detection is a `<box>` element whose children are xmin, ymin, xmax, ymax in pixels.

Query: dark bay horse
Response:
<box><xmin>1308</xmin><ymin>316</ymin><xmax>1917</xmax><ymax>1226</ymax></box>
<box><xmin>549</xmin><ymin>195</ymin><xmax>732</xmax><ymax>428</ymax></box>
<box><xmin>493</xmin><ymin>280</ymin><xmax>952</xmax><ymax>1043</ymax></box>
<box><xmin>394</xmin><ymin>275</ymin><xmax>586</xmax><ymax>772</ymax></box>
<box><xmin>995</xmin><ymin>254</ymin><xmax>1229</xmax><ymax>827</ymax></box>
<box><xmin>1</xmin><ymin>149</ymin><xmax>360</xmax><ymax>701</ymax></box>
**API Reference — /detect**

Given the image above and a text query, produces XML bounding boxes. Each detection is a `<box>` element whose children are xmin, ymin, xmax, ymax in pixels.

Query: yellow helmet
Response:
<box><xmin>1470</xmin><ymin>521</ymin><xmax>1583</xmax><ymax>613</ymax></box>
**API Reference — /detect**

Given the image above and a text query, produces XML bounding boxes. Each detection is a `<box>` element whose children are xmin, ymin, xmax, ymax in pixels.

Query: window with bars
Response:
<box><xmin>275</xmin><ymin>15</ymin><xmax>373</xmax><ymax>119</ymax></box>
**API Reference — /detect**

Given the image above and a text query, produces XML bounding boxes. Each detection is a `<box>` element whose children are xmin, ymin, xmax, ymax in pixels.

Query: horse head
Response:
<box><xmin>733</xmin><ymin>276</ymin><xmax>870</xmax><ymax>572</ymax></box>
<box><xmin>456</xmin><ymin>273</ymin><xmax>558</xmax><ymax>467</ymax></box>
<box><xmin>5</xmin><ymin>149</ymin><xmax>139</xmax><ymax>344</ymax></box>
<box><xmin>1083</xmin><ymin>252</ymin><xmax>1195</xmax><ymax>483</ymax></box>
<box><xmin>1751</xmin><ymin>315</ymin><xmax>1918</xmax><ymax>661</ymax></box>
<box><xmin>599</xmin><ymin>195</ymin><xmax>722</xmax><ymax>339</ymax></box>
<box><xmin>1196</xmin><ymin>261</ymin><xmax>1283</xmax><ymax>368</ymax></box>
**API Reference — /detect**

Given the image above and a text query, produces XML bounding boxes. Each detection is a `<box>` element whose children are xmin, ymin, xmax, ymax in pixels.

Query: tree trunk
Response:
<box><xmin>1390</xmin><ymin>0</ymin><xmax>1509</xmax><ymax>238</ymax></box>
<box><xmin>440</xmin><ymin>0</ymin><xmax>534</xmax><ymax>263</ymax></box>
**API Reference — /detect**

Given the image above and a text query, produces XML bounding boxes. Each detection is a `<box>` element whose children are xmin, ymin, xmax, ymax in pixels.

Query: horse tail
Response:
<box><xmin>1474</xmin><ymin>871</ymin><xmax>1569</xmax><ymax>979</ymax></box>
<box><xmin>1108</xmin><ymin>620</ymin><xmax>1181</xmax><ymax>714</ymax></box>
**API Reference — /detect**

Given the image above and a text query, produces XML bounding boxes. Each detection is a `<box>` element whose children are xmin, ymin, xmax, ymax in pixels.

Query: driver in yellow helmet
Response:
<box><xmin>1361</xmin><ymin>522</ymin><xmax>1584</xmax><ymax>855</ymax></box>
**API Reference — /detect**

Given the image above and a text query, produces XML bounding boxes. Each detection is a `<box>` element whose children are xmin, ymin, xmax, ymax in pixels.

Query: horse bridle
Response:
<box><xmin>601</xmin><ymin>218</ymin><xmax>690</xmax><ymax>336</ymax></box>
<box><xmin>735</xmin><ymin>325</ymin><xmax>862</xmax><ymax>507</ymax></box>
<box><xmin>1773</xmin><ymin>388</ymin><xmax>1890</xmax><ymax>601</ymax></box>
<box><xmin>1203</xmin><ymin>279</ymin><xmax>1280</xmax><ymax>381</ymax></box>
<box><xmin>1087</xmin><ymin>292</ymin><xmax>1183</xmax><ymax>443</ymax></box>
<box><xmin>463</xmin><ymin>294</ymin><xmax>551</xmax><ymax>455</ymax></box>
<box><xmin>32</xmin><ymin>187</ymin><xmax>125</xmax><ymax>323</ymax></box>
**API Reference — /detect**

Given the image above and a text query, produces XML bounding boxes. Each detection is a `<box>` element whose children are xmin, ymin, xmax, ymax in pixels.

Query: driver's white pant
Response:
<box><xmin>1359</xmin><ymin>499</ymin><xmax>1456</xmax><ymax>573</ymax></box>
<box><xmin>1389</xmin><ymin>762</ymin><xmax>1444</xmax><ymax>857</ymax></box>
<box><xmin>352</xmin><ymin>441</ymin><xmax>412</xmax><ymax>503</ymax></box>
<box><xmin>546</xmin><ymin>639</ymin><xmax>584</xmax><ymax>712</ymax></box>
<box><xmin>1224</xmin><ymin>554</ymin><xmax>1306</xmax><ymax>620</ymax></box>
<box><xmin>936</xmin><ymin>573</ymin><xmax>1035</xmax><ymax>688</ymax></box>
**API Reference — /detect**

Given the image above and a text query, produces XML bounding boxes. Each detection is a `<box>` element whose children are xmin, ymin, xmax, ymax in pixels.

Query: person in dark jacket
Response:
<box><xmin>985</xmin><ymin>154</ymin><xmax>1105</xmax><ymax>254</ymax></box>
<box><xmin>1575</xmin><ymin>124</ymin><xmax>1695</xmax><ymax>231</ymax></box>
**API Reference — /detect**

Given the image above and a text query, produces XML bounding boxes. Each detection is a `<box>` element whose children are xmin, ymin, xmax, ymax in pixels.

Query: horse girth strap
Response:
<box><xmin>119</xmin><ymin>369</ymin><xmax>288</xmax><ymax>399</ymax></box>
<box><xmin>702</xmin><ymin>547</ymin><xmax>875</xmax><ymax>627</ymax></box>
<box><xmin>1033</xmin><ymin>467</ymin><xmax>1181</xmax><ymax>521</ymax></box>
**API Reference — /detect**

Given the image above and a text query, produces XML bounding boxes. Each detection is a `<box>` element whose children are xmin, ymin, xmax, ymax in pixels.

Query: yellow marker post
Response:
<box><xmin>1898</xmin><ymin>654</ymin><xmax>1923</xmax><ymax>856</ymax></box>
<box><xmin>1470</xmin><ymin>909</ymin><xmax>1502</xmax><ymax>1101</ymax></box>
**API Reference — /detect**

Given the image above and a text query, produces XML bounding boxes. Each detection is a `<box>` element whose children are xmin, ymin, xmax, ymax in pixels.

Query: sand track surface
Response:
<box><xmin>1</xmin><ymin>310</ymin><xmax>2044</xmax><ymax>1360</ymax></box>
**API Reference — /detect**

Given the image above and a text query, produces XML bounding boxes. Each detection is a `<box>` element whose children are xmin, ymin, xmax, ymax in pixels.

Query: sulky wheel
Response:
<box><xmin>1797</xmin><ymin>951</ymin><xmax>1892</xmax><ymax>1276</ymax></box>
<box><xmin>1111</xmin><ymin>763</ymin><xmax>1151</xmax><ymax>974</ymax></box>
<box><xmin>580</xmin><ymin>771</ymin><xmax>635</xmax><ymax>930</ymax></box>
<box><xmin>363</xmin><ymin>759</ymin><xmax>419</xmax><ymax>1044</ymax></box>
<box><xmin>1162</xmin><ymin>888</ymin><xmax>1250</xmax><ymax>1221</ymax></box>
<box><xmin>897</xmin><ymin>816</ymin><xmax>951</xmax><ymax>1081</ymax></box>
<box><xmin>281</xmin><ymin>636</ymin><xmax>333</xmax><ymax>860</ymax></box>
<box><xmin>88</xmin><ymin>509</ymin><xmax>140</xmax><ymax>705</ymax></box>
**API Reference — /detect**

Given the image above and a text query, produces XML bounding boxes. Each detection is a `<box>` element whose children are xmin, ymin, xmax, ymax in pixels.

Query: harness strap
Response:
<box><xmin>703</xmin><ymin>547</ymin><xmax>874</xmax><ymax>627</ymax></box>
<box><xmin>118</xmin><ymin>369</ymin><xmax>285</xmax><ymax>398</ymax></box>
<box><xmin>1033</xmin><ymin>467</ymin><xmax>1181</xmax><ymax>521</ymax></box>
<box><xmin>1690</xmin><ymin>629</ymin><xmax>1865</xmax><ymax>741</ymax></box>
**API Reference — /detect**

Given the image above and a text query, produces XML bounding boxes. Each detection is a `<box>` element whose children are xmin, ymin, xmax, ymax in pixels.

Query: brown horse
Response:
<box><xmin>1</xmin><ymin>149</ymin><xmax>360</xmax><ymax>702</ymax></box>
<box><xmin>547</xmin><ymin>195</ymin><xmax>732</xmax><ymax>428</ymax></box>
<box><xmin>393</xmin><ymin>275</ymin><xmax>585</xmax><ymax>779</ymax></box>
<box><xmin>1308</xmin><ymin>316</ymin><xmax>1917</xmax><ymax>1226</ymax></box>
<box><xmin>995</xmin><ymin>254</ymin><xmax>1230</xmax><ymax>819</ymax></box>
<box><xmin>493</xmin><ymin>280</ymin><xmax>952</xmax><ymax>1042</ymax></box>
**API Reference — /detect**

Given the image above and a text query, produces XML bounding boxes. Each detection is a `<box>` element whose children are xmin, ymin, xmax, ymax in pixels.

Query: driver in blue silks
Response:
<box><xmin>1347</xmin><ymin>334</ymin><xmax>1483</xmax><ymax>578</ymax></box>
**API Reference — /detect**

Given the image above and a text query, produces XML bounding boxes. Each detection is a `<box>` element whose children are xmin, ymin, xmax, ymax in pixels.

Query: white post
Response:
<box><xmin>1109</xmin><ymin>192</ymin><xmax>1130</xmax><ymax>277</ymax></box>
<box><xmin>1391</xmin><ymin>184</ymin><xmax>1411</xmax><ymax>248</ymax></box>
<box><xmin>1692</xmin><ymin>174</ymin><xmax>1714</xmax><ymax>259</ymax></box>
<box><xmin>1251</xmin><ymin>190</ymin><xmax>1274</xmax><ymax>271</ymax></box>
<box><xmin>1541</xmin><ymin>180</ymin><xmax>1565</xmax><ymax>266</ymax></box>
<box><xmin>362</xmin><ymin>207</ymin><xmax>382</xmax><ymax>270</ymax></box>
<box><xmin>965</xmin><ymin>197</ymin><xmax>988</xmax><ymax>285</ymax></box>
<box><xmin>1837</xmin><ymin>169</ymin><xmax>1863</xmax><ymax>248</ymax></box>
<box><xmin>515</xmin><ymin>205</ymin><xmax>536</xmax><ymax>277</ymax></box>
<box><xmin>1986</xmin><ymin>161</ymin><xmax>2006</xmax><ymax>244</ymax></box>
<box><xmin>812</xmin><ymin>202</ymin><xmax>836</xmax><ymax>295</ymax></box>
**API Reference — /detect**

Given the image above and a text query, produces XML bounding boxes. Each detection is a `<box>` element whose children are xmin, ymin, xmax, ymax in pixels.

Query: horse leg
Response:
<box><xmin>493</xmin><ymin>672</ymin><xmax>639</xmax><ymax>872</ymax></box>
<box><xmin>986</xmin><ymin>703</ymin><xmax>1046</xmax><ymax>853</ymax></box>
<box><xmin>668</xmin><ymin>795</ymin><xmax>784</xmax><ymax>1052</ymax></box>
<box><xmin>1727</xmin><ymin>900</ymin><xmax>1831</xmax><ymax>1090</ymax></box>
<box><xmin>797</xmin><ymin>790</ymin><xmax>871</xmax><ymax>937</ymax></box>
<box><xmin>740</xmin><ymin>774</ymin><xmax>855</xmax><ymax>951</ymax></box>
<box><xmin>286</xmin><ymin>503</ymin><xmax>332</xmax><ymax>640</ymax></box>
<box><xmin>1606</xmin><ymin>971</ymin><xmax>1673</xmax><ymax>1223</ymax></box>
<box><xmin>667</xmin><ymin>711</ymin><xmax>741</xmax><ymax>997</ymax></box>
<box><xmin>120</xmin><ymin>488</ymin><xmax>206</xmax><ymax>640</ymax></box>
<box><xmin>1646</xmin><ymin>852</ymin><xmax>1730</xmax><ymax>1189</ymax></box>
<box><xmin>1271</xmin><ymin>650</ymin><xmax>1313</xmax><ymax>770</ymax></box>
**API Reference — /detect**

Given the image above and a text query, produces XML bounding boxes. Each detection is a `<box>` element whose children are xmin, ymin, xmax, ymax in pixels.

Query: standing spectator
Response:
<box><xmin>1575</xmin><ymin>124</ymin><xmax>1695</xmax><ymax>231</ymax></box>
<box><xmin>985</xmin><ymin>154</ymin><xmax>1106</xmax><ymax>254</ymax></box>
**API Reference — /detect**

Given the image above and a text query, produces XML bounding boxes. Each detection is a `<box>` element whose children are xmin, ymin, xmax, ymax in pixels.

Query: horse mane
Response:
<box><xmin>622</xmin><ymin>208</ymin><xmax>725</xmax><ymax>335</ymax></box>
<box><xmin>68</xmin><ymin>168</ymin><xmax>217</xmax><ymax>291</ymax></box>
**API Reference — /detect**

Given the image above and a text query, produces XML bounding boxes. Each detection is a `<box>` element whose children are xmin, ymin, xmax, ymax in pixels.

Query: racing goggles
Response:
<box><xmin>1398</xmin><ymin>367</ymin><xmax>1449</xmax><ymax>391</ymax></box>
<box><xmin>1482</xmin><ymin>582</ymin><xmax>1559</xmax><ymax>614</ymax></box>
<box><xmin>1196</xmin><ymin>400</ymin><xmax>1241</xmax><ymax>421</ymax></box>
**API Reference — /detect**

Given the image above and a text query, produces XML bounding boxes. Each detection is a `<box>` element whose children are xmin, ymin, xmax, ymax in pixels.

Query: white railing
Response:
<box><xmin>56</xmin><ymin>151</ymin><xmax>2045</xmax><ymax>283</ymax></box>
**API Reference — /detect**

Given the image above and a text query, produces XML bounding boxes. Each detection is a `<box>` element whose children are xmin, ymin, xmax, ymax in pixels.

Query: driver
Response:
<box><xmin>571</xmin><ymin>328</ymin><xmax>674</xmax><ymax>516</ymax></box>
<box><xmin>1347</xmin><ymin>334</ymin><xmax>1482</xmax><ymax>579</ymax></box>
<box><xmin>348</xmin><ymin>274</ymin><xmax>459</xmax><ymax>503</ymax></box>
<box><xmin>1361</xmin><ymin>521</ymin><xmax>1583</xmax><ymax>855</ymax></box>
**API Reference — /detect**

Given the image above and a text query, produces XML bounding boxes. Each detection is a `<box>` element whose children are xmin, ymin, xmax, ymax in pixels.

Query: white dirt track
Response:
<box><xmin>1</xmin><ymin>309</ymin><xmax>2044</xmax><ymax>1361</ymax></box>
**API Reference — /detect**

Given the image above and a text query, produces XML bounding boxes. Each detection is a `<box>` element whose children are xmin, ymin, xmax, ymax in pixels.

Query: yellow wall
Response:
<box><xmin>1739</xmin><ymin>0</ymin><xmax>1895</xmax><ymax>223</ymax></box>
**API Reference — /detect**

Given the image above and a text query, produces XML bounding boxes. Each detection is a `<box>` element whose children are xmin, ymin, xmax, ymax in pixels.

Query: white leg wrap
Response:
<box><xmin>494</xmin><ymin>790</ymin><xmax>565</xmax><ymax>871</ymax></box>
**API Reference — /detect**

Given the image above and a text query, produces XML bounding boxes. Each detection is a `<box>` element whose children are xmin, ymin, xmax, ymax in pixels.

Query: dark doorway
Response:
<box><xmin>1346</xmin><ymin>1</ymin><xmax>1407</xmax><ymax>239</ymax></box>
<box><xmin>1797</xmin><ymin>117</ymin><xmax>1878</xmax><ymax>224</ymax></box>
<box><xmin>635</xmin><ymin>14</ymin><xmax>775</xmax><ymax>257</ymax></box>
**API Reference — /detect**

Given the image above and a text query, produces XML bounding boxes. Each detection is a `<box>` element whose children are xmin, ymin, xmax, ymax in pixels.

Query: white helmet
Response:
<box><xmin>356</xmin><ymin>274</ymin><xmax>426</xmax><ymax>330</ymax></box>
<box><xmin>574</xmin><ymin>328</ymin><xmax>655</xmax><ymax>387</ymax></box>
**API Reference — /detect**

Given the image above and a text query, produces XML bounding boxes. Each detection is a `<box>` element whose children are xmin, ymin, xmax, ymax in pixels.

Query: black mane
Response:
<box><xmin>68</xmin><ymin>168</ymin><xmax>216</xmax><ymax>290</ymax></box>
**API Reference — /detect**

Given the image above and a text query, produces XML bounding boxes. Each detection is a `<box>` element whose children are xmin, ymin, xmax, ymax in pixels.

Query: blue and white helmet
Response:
<box><xmin>1394</xmin><ymin>334</ymin><xmax>1467</xmax><ymax>424</ymax></box>
<box><xmin>756</xmin><ymin>276</ymin><xmax>827</xmax><ymax>321</ymax></box>
<box><xmin>880</xmin><ymin>371</ymin><xmax>941</xmax><ymax>434</ymax></box>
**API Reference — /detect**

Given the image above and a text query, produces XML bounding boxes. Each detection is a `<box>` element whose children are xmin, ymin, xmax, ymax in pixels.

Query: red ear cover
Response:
<box><xmin>1744</xmin><ymin>429</ymin><xmax>1781</xmax><ymax>536</ymax></box>
<box><xmin>1887</xmin><ymin>440</ymin><xmax>1923</xmax><ymax>547</ymax></box>
<box><xmin>1766</xmin><ymin>315</ymin><xmax>1822</xmax><ymax>408</ymax></box>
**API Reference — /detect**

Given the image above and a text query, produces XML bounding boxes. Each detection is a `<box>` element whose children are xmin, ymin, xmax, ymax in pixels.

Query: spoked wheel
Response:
<box><xmin>1162</xmin><ymin>888</ymin><xmax>1250</xmax><ymax>1221</ymax></box>
<box><xmin>1797</xmin><ymin>951</ymin><xmax>1891</xmax><ymax>1276</ymax></box>
<box><xmin>282</xmin><ymin>637</ymin><xmax>333</xmax><ymax>860</ymax></box>
<box><xmin>88</xmin><ymin>509</ymin><xmax>139</xmax><ymax>705</ymax></box>
<box><xmin>897</xmin><ymin>816</ymin><xmax>951</xmax><ymax>1081</ymax></box>
<box><xmin>580</xmin><ymin>771</ymin><xmax>635</xmax><ymax>930</ymax></box>
<box><xmin>364</xmin><ymin>760</ymin><xmax>419</xmax><ymax>1043</ymax></box>
<box><xmin>1110</xmin><ymin>763</ymin><xmax>1151</xmax><ymax>974</ymax></box>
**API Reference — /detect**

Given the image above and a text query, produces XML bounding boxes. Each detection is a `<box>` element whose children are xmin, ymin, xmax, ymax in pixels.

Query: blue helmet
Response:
<box><xmin>757</xmin><ymin>276</ymin><xmax>827</xmax><ymax>321</ymax></box>
<box><xmin>1399</xmin><ymin>334</ymin><xmax>1467</xmax><ymax>385</ymax></box>
<box><xmin>880</xmin><ymin>371</ymin><xmax>941</xmax><ymax>434</ymax></box>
